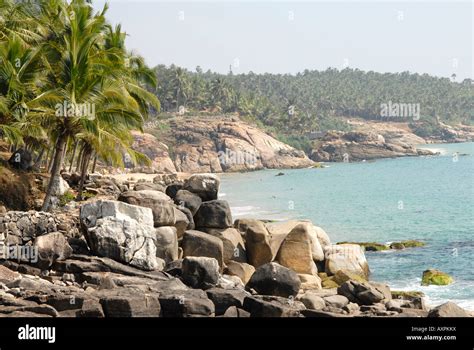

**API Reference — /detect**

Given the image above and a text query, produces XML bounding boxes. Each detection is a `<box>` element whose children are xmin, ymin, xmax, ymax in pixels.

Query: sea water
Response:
<box><xmin>220</xmin><ymin>142</ymin><xmax>474</xmax><ymax>310</ymax></box>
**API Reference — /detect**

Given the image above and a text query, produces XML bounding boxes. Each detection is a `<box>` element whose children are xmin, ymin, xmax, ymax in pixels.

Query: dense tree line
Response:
<box><xmin>154</xmin><ymin>65</ymin><xmax>474</xmax><ymax>139</ymax></box>
<box><xmin>0</xmin><ymin>0</ymin><xmax>159</xmax><ymax>210</ymax></box>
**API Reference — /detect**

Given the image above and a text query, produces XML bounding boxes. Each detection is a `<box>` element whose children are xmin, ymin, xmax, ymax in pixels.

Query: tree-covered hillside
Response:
<box><xmin>154</xmin><ymin>65</ymin><xmax>474</xmax><ymax>139</ymax></box>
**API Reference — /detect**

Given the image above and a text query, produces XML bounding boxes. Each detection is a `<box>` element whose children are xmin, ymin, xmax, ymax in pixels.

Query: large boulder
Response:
<box><xmin>99</xmin><ymin>291</ymin><xmax>161</xmax><ymax>317</ymax></box>
<box><xmin>183</xmin><ymin>173</ymin><xmax>220</xmax><ymax>201</ymax></box>
<box><xmin>133</xmin><ymin>182</ymin><xmax>166</xmax><ymax>192</ymax></box>
<box><xmin>298</xmin><ymin>274</ymin><xmax>322</xmax><ymax>290</ymax></box>
<box><xmin>298</xmin><ymin>292</ymin><xmax>326</xmax><ymax>310</ymax></box>
<box><xmin>206</xmin><ymin>288</ymin><xmax>248</xmax><ymax>315</ymax></box>
<box><xmin>158</xmin><ymin>289</ymin><xmax>215</xmax><ymax>317</ymax></box>
<box><xmin>324</xmin><ymin>244</ymin><xmax>369</xmax><ymax>278</ymax></box>
<box><xmin>34</xmin><ymin>232</ymin><xmax>73</xmax><ymax>269</ymax></box>
<box><xmin>181</xmin><ymin>230</ymin><xmax>224</xmax><ymax>268</ymax></box>
<box><xmin>266</xmin><ymin>220</ymin><xmax>325</xmax><ymax>261</ymax></box>
<box><xmin>337</xmin><ymin>280</ymin><xmax>389</xmax><ymax>305</ymax></box>
<box><xmin>181</xmin><ymin>257</ymin><xmax>220</xmax><ymax>290</ymax></box>
<box><xmin>118</xmin><ymin>190</ymin><xmax>175</xmax><ymax>227</ymax></box>
<box><xmin>246</xmin><ymin>262</ymin><xmax>301</xmax><ymax>298</ymax></box>
<box><xmin>276</xmin><ymin>223</ymin><xmax>318</xmax><ymax>275</ymax></box>
<box><xmin>243</xmin><ymin>220</ymin><xmax>273</xmax><ymax>268</ymax></box>
<box><xmin>80</xmin><ymin>200</ymin><xmax>162</xmax><ymax>271</ymax></box>
<box><xmin>224</xmin><ymin>261</ymin><xmax>255</xmax><ymax>285</ymax></box>
<box><xmin>194</xmin><ymin>200</ymin><xmax>233</xmax><ymax>229</ymax></box>
<box><xmin>314</xmin><ymin>226</ymin><xmax>331</xmax><ymax>248</ymax></box>
<box><xmin>203</xmin><ymin>228</ymin><xmax>246</xmax><ymax>264</ymax></box>
<box><xmin>242</xmin><ymin>295</ymin><xmax>305</xmax><ymax>317</ymax></box>
<box><xmin>154</xmin><ymin>226</ymin><xmax>179</xmax><ymax>263</ymax></box>
<box><xmin>174</xmin><ymin>190</ymin><xmax>202</xmax><ymax>216</ymax></box>
<box><xmin>173</xmin><ymin>208</ymin><xmax>191</xmax><ymax>237</ymax></box>
<box><xmin>428</xmin><ymin>302</ymin><xmax>469</xmax><ymax>317</ymax></box>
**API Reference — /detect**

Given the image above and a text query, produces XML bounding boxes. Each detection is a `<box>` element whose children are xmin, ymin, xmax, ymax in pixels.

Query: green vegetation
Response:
<box><xmin>400</xmin><ymin>240</ymin><xmax>426</xmax><ymax>248</ymax></box>
<box><xmin>337</xmin><ymin>241</ymin><xmax>390</xmax><ymax>251</ymax></box>
<box><xmin>0</xmin><ymin>0</ymin><xmax>159</xmax><ymax>210</ymax></box>
<box><xmin>154</xmin><ymin>65</ymin><xmax>474</xmax><ymax>147</ymax></box>
<box><xmin>333</xmin><ymin>270</ymin><xmax>367</xmax><ymax>285</ymax></box>
<box><xmin>339</xmin><ymin>240</ymin><xmax>425</xmax><ymax>251</ymax></box>
<box><xmin>391</xmin><ymin>291</ymin><xmax>425</xmax><ymax>300</ymax></box>
<box><xmin>421</xmin><ymin>269</ymin><xmax>454</xmax><ymax>286</ymax></box>
<box><xmin>59</xmin><ymin>191</ymin><xmax>75</xmax><ymax>207</ymax></box>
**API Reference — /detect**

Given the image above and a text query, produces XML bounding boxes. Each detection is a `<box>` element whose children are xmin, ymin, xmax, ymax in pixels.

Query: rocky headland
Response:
<box><xmin>310</xmin><ymin>120</ymin><xmax>473</xmax><ymax>162</ymax></box>
<box><xmin>310</xmin><ymin>130</ymin><xmax>436</xmax><ymax>162</ymax></box>
<box><xmin>122</xmin><ymin>116</ymin><xmax>314</xmax><ymax>174</ymax></box>
<box><xmin>0</xmin><ymin>172</ymin><xmax>470</xmax><ymax>318</ymax></box>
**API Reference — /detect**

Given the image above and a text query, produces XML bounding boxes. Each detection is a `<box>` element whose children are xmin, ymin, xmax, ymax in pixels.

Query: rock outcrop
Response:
<box><xmin>132</xmin><ymin>116</ymin><xmax>314</xmax><ymax>173</ymax></box>
<box><xmin>310</xmin><ymin>130</ymin><xmax>436</xmax><ymax>162</ymax></box>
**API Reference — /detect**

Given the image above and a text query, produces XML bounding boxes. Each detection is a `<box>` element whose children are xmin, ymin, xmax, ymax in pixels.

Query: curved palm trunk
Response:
<box><xmin>69</xmin><ymin>141</ymin><xmax>78</xmax><ymax>172</ymax></box>
<box><xmin>76</xmin><ymin>146</ymin><xmax>92</xmax><ymax>201</ymax></box>
<box><xmin>41</xmin><ymin>135</ymin><xmax>67</xmax><ymax>212</ymax></box>
<box><xmin>91</xmin><ymin>153</ymin><xmax>98</xmax><ymax>173</ymax></box>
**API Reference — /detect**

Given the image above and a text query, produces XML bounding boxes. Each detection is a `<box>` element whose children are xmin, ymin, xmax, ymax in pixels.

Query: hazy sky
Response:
<box><xmin>93</xmin><ymin>1</ymin><xmax>473</xmax><ymax>80</ymax></box>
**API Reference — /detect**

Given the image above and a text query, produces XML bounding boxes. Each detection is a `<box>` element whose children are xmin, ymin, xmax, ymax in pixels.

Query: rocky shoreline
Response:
<box><xmin>0</xmin><ymin>171</ymin><xmax>471</xmax><ymax>318</ymax></box>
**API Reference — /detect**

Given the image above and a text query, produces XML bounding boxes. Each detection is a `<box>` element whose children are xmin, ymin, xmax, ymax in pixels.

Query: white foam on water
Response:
<box><xmin>389</xmin><ymin>278</ymin><xmax>474</xmax><ymax>311</ymax></box>
<box><xmin>417</xmin><ymin>146</ymin><xmax>449</xmax><ymax>155</ymax></box>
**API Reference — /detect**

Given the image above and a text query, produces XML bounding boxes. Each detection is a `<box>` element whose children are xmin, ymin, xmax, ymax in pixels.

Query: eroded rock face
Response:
<box><xmin>170</xmin><ymin>117</ymin><xmax>314</xmax><ymax>172</ymax></box>
<box><xmin>128</xmin><ymin>131</ymin><xmax>176</xmax><ymax>173</ymax></box>
<box><xmin>310</xmin><ymin>130</ymin><xmax>436</xmax><ymax>162</ymax></box>
<box><xmin>79</xmin><ymin>200</ymin><xmax>162</xmax><ymax>271</ymax></box>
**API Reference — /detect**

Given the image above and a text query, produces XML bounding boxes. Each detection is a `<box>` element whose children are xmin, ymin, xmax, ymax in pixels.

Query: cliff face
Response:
<box><xmin>310</xmin><ymin>130</ymin><xmax>435</xmax><ymax>162</ymax></box>
<box><xmin>130</xmin><ymin>117</ymin><xmax>314</xmax><ymax>173</ymax></box>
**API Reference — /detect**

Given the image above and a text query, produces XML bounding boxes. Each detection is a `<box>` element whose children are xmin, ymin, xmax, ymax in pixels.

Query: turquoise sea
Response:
<box><xmin>219</xmin><ymin>142</ymin><xmax>474</xmax><ymax>310</ymax></box>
